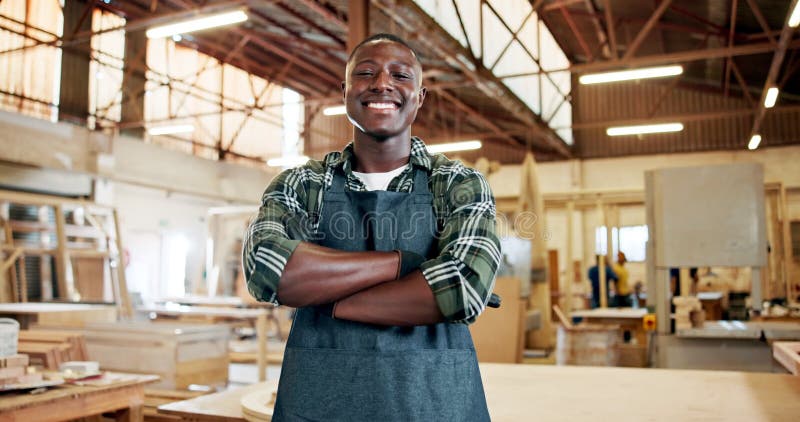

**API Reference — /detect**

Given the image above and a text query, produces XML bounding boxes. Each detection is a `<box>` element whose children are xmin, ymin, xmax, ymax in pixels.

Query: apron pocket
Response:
<box><xmin>276</xmin><ymin>347</ymin><xmax>485</xmax><ymax>422</ymax></box>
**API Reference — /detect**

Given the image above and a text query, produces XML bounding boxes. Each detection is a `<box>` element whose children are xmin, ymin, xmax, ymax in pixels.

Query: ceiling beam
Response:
<box><xmin>743</xmin><ymin>0</ymin><xmax>777</xmax><ymax>46</ymax></box>
<box><xmin>563</xmin><ymin>105</ymin><xmax>800</xmax><ymax>130</ymax></box>
<box><xmin>275</xmin><ymin>1</ymin><xmax>346</xmax><ymax>48</ymax></box>
<box><xmin>435</xmin><ymin>89</ymin><xmax>522</xmax><ymax>148</ymax></box>
<box><xmin>560</xmin><ymin>6</ymin><xmax>593</xmax><ymax>60</ymax></box>
<box><xmin>537</xmin><ymin>40</ymin><xmax>800</xmax><ymax>75</ymax></box>
<box><xmin>295</xmin><ymin>0</ymin><xmax>348</xmax><ymax>31</ymax></box>
<box><xmin>748</xmin><ymin>0</ymin><xmax>799</xmax><ymax>143</ymax></box>
<box><xmin>348</xmin><ymin>0</ymin><xmax>369</xmax><ymax>53</ymax></box>
<box><xmin>602</xmin><ymin>0</ymin><xmax>618</xmax><ymax>59</ymax></box>
<box><xmin>622</xmin><ymin>0</ymin><xmax>673</xmax><ymax>60</ymax></box>
<box><xmin>723</xmin><ymin>0</ymin><xmax>738</xmax><ymax>97</ymax></box>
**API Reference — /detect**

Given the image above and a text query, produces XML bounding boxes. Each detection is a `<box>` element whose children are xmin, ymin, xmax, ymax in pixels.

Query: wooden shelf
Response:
<box><xmin>1</xmin><ymin>189</ymin><xmax>131</xmax><ymax>317</ymax></box>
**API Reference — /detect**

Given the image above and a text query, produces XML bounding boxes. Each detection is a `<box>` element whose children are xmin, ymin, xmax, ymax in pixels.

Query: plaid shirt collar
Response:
<box><xmin>329</xmin><ymin>136</ymin><xmax>433</xmax><ymax>173</ymax></box>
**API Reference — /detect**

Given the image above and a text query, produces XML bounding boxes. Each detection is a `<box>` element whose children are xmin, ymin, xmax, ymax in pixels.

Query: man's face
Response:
<box><xmin>343</xmin><ymin>40</ymin><xmax>426</xmax><ymax>139</ymax></box>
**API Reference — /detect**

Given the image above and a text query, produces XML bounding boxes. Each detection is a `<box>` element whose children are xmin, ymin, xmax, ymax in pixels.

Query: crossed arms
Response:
<box><xmin>242</xmin><ymin>164</ymin><xmax>500</xmax><ymax>326</ymax></box>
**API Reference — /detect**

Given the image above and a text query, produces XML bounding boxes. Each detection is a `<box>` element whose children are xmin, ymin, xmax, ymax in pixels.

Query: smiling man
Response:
<box><xmin>243</xmin><ymin>33</ymin><xmax>499</xmax><ymax>421</ymax></box>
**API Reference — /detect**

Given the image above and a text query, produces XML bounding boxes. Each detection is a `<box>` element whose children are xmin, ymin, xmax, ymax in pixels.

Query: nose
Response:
<box><xmin>369</xmin><ymin>70</ymin><xmax>393</xmax><ymax>92</ymax></box>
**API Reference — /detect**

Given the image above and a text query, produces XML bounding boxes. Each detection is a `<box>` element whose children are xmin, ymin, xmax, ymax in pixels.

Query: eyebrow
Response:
<box><xmin>352</xmin><ymin>59</ymin><xmax>417</xmax><ymax>68</ymax></box>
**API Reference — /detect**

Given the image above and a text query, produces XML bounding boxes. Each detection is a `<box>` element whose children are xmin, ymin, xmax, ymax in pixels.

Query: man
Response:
<box><xmin>612</xmin><ymin>252</ymin><xmax>631</xmax><ymax>307</ymax></box>
<box><xmin>587</xmin><ymin>254</ymin><xmax>617</xmax><ymax>308</ymax></box>
<box><xmin>243</xmin><ymin>34</ymin><xmax>499</xmax><ymax>421</ymax></box>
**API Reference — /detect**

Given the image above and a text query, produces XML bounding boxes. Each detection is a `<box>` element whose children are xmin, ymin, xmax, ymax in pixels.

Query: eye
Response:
<box><xmin>354</xmin><ymin>69</ymin><xmax>373</xmax><ymax>77</ymax></box>
<box><xmin>393</xmin><ymin>72</ymin><xmax>412</xmax><ymax>80</ymax></box>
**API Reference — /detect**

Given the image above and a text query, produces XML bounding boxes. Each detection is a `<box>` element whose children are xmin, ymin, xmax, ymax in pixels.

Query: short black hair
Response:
<box><xmin>346</xmin><ymin>33</ymin><xmax>420</xmax><ymax>66</ymax></box>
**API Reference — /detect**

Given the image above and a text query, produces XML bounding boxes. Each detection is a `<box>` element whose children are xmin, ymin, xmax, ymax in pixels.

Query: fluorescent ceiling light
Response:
<box><xmin>426</xmin><ymin>140</ymin><xmax>482</xmax><ymax>154</ymax></box>
<box><xmin>606</xmin><ymin>123</ymin><xmax>684</xmax><ymax>136</ymax></box>
<box><xmin>323</xmin><ymin>105</ymin><xmax>347</xmax><ymax>116</ymax></box>
<box><xmin>146</xmin><ymin>10</ymin><xmax>248</xmax><ymax>39</ymax></box>
<box><xmin>748</xmin><ymin>134</ymin><xmax>762</xmax><ymax>150</ymax></box>
<box><xmin>764</xmin><ymin>87</ymin><xmax>779</xmax><ymax>108</ymax></box>
<box><xmin>148</xmin><ymin>124</ymin><xmax>194</xmax><ymax>136</ymax></box>
<box><xmin>579</xmin><ymin>65</ymin><xmax>683</xmax><ymax>85</ymax></box>
<box><xmin>790</xmin><ymin>1</ymin><xmax>800</xmax><ymax>27</ymax></box>
<box><xmin>267</xmin><ymin>155</ymin><xmax>310</xmax><ymax>167</ymax></box>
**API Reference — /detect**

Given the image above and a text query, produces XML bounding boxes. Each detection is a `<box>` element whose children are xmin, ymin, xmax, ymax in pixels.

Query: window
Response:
<box><xmin>0</xmin><ymin>0</ymin><xmax>63</xmax><ymax>121</ymax></box>
<box><xmin>596</xmin><ymin>225</ymin><xmax>649</xmax><ymax>262</ymax></box>
<box><xmin>414</xmin><ymin>0</ymin><xmax>573</xmax><ymax>144</ymax></box>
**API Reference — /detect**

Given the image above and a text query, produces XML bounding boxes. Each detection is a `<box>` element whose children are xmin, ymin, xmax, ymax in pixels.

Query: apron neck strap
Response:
<box><xmin>412</xmin><ymin>166</ymin><xmax>430</xmax><ymax>195</ymax></box>
<box><xmin>330</xmin><ymin>166</ymin><xmax>347</xmax><ymax>193</ymax></box>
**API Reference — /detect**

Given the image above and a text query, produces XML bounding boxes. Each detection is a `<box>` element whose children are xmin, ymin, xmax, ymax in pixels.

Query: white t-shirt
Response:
<box><xmin>353</xmin><ymin>165</ymin><xmax>408</xmax><ymax>191</ymax></box>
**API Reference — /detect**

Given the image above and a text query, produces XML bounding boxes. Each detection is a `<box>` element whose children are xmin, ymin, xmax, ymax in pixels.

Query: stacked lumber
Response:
<box><xmin>0</xmin><ymin>354</ymin><xmax>43</xmax><ymax>387</ymax></box>
<box><xmin>673</xmin><ymin>296</ymin><xmax>704</xmax><ymax>330</ymax></box>
<box><xmin>16</xmin><ymin>330</ymin><xmax>88</xmax><ymax>370</ymax></box>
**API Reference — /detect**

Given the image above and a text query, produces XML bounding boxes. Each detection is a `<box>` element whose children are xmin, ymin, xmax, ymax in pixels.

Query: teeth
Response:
<box><xmin>366</xmin><ymin>102</ymin><xmax>397</xmax><ymax>110</ymax></box>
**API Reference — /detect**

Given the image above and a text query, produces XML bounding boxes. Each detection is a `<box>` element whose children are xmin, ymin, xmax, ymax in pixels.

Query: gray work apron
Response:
<box><xmin>272</xmin><ymin>167</ymin><xmax>490</xmax><ymax>422</ymax></box>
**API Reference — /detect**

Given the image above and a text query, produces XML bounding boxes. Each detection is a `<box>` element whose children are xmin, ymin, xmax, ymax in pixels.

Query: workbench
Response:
<box><xmin>137</xmin><ymin>304</ymin><xmax>269</xmax><ymax>382</ymax></box>
<box><xmin>157</xmin><ymin>363</ymin><xmax>800</xmax><ymax>421</ymax></box>
<box><xmin>0</xmin><ymin>302</ymin><xmax>117</xmax><ymax>329</ymax></box>
<box><xmin>0</xmin><ymin>372</ymin><xmax>158</xmax><ymax>422</ymax></box>
<box><xmin>571</xmin><ymin>307</ymin><xmax>650</xmax><ymax>346</ymax></box>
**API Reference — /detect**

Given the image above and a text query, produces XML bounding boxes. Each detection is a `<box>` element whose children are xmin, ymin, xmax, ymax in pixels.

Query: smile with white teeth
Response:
<box><xmin>366</xmin><ymin>102</ymin><xmax>398</xmax><ymax>110</ymax></box>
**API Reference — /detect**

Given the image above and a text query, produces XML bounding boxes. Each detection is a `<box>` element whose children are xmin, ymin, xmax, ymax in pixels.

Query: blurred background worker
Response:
<box><xmin>612</xmin><ymin>252</ymin><xmax>631</xmax><ymax>307</ymax></box>
<box><xmin>588</xmin><ymin>255</ymin><xmax>618</xmax><ymax>308</ymax></box>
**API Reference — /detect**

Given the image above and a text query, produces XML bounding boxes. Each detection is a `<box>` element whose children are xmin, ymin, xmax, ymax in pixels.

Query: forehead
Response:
<box><xmin>349</xmin><ymin>40</ymin><xmax>420</xmax><ymax>68</ymax></box>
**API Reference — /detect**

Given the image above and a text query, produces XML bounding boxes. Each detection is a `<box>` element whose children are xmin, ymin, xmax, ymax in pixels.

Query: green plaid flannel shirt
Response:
<box><xmin>242</xmin><ymin>137</ymin><xmax>500</xmax><ymax>324</ymax></box>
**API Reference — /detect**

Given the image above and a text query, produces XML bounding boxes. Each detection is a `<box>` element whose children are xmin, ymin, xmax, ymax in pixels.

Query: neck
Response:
<box><xmin>352</xmin><ymin>131</ymin><xmax>412</xmax><ymax>173</ymax></box>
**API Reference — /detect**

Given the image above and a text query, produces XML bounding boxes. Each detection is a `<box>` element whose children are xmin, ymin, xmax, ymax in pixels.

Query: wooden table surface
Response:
<box><xmin>159</xmin><ymin>363</ymin><xmax>800</xmax><ymax>421</ymax></box>
<box><xmin>0</xmin><ymin>372</ymin><xmax>159</xmax><ymax>422</ymax></box>
<box><xmin>571</xmin><ymin>307</ymin><xmax>648</xmax><ymax>319</ymax></box>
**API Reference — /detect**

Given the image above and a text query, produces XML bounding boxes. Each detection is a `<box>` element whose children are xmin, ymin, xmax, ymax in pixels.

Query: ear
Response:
<box><xmin>417</xmin><ymin>86</ymin><xmax>427</xmax><ymax>108</ymax></box>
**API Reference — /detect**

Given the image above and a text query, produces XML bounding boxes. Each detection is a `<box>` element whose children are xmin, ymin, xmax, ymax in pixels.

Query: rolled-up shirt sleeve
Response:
<box><xmin>242</xmin><ymin>168</ymin><xmax>309</xmax><ymax>305</ymax></box>
<box><xmin>419</xmin><ymin>168</ymin><xmax>501</xmax><ymax>324</ymax></box>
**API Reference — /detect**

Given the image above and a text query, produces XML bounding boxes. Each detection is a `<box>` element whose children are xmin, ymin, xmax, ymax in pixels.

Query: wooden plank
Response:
<box><xmin>72</xmin><ymin>256</ymin><xmax>106</xmax><ymax>301</ymax></box>
<box><xmin>158</xmin><ymin>364</ymin><xmax>800</xmax><ymax>421</ymax></box>
<box><xmin>17</xmin><ymin>254</ymin><xmax>26</xmax><ymax>302</ymax></box>
<box><xmin>780</xmin><ymin>185</ymin><xmax>794</xmax><ymax>304</ymax></box>
<box><xmin>470</xmin><ymin>277</ymin><xmax>526</xmax><ymax>363</ymax></box>
<box><xmin>773</xmin><ymin>342</ymin><xmax>800</xmax><ymax>376</ymax></box>
<box><xmin>565</xmin><ymin>201</ymin><xmax>574</xmax><ymax>314</ymax></box>
<box><xmin>112</xmin><ymin>209</ymin><xmax>132</xmax><ymax>318</ymax></box>
<box><xmin>53</xmin><ymin>204</ymin><xmax>70</xmax><ymax>300</ymax></box>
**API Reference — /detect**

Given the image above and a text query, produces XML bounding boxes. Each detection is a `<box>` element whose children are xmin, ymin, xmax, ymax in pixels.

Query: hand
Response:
<box><xmin>396</xmin><ymin>250</ymin><xmax>426</xmax><ymax>279</ymax></box>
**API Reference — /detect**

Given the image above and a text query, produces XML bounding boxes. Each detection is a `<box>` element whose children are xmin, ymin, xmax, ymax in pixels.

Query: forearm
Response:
<box><xmin>333</xmin><ymin>270</ymin><xmax>444</xmax><ymax>326</ymax></box>
<box><xmin>276</xmin><ymin>242</ymin><xmax>399</xmax><ymax>307</ymax></box>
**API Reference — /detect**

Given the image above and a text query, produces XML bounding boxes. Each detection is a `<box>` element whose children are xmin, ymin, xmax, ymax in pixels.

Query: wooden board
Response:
<box><xmin>240</xmin><ymin>387</ymin><xmax>278</xmax><ymax>422</ymax></box>
<box><xmin>773</xmin><ymin>342</ymin><xmax>800</xmax><ymax>376</ymax></box>
<box><xmin>157</xmin><ymin>364</ymin><xmax>800</xmax><ymax>422</ymax></box>
<box><xmin>469</xmin><ymin>276</ymin><xmax>525</xmax><ymax>363</ymax></box>
<box><xmin>481</xmin><ymin>363</ymin><xmax>800</xmax><ymax>421</ymax></box>
<box><xmin>0</xmin><ymin>302</ymin><xmax>117</xmax><ymax>329</ymax></box>
<box><xmin>158</xmin><ymin>381</ymin><xmax>279</xmax><ymax>422</ymax></box>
